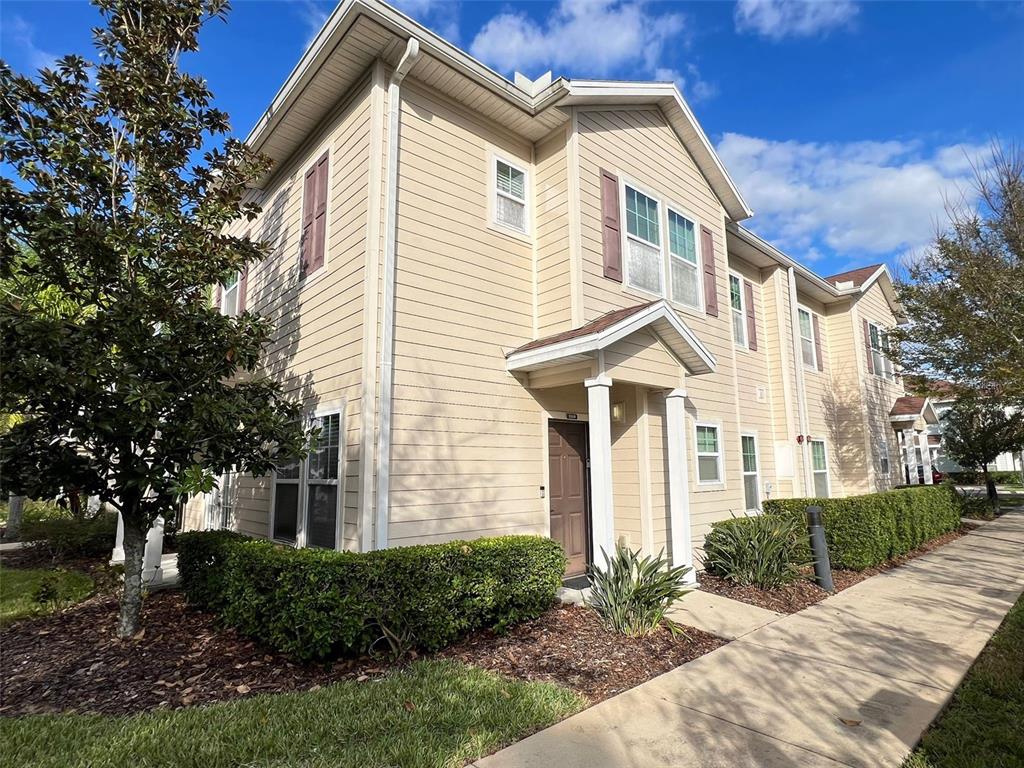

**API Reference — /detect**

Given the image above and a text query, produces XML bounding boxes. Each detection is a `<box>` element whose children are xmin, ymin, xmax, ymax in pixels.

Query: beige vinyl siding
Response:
<box><xmin>604</xmin><ymin>330</ymin><xmax>682</xmax><ymax>389</ymax></box>
<box><xmin>610</xmin><ymin>383</ymin><xmax>642</xmax><ymax>551</ymax></box>
<box><xmin>758</xmin><ymin>266</ymin><xmax>798</xmax><ymax>498</ymax></box>
<box><xmin>825</xmin><ymin>300</ymin><xmax>872</xmax><ymax>494</ymax></box>
<box><xmin>534</xmin><ymin>127</ymin><xmax>572</xmax><ymax>338</ymax></box>
<box><xmin>386</xmin><ymin>80</ymin><xmax>543</xmax><ymax>546</ymax></box>
<box><xmin>187</xmin><ymin>79</ymin><xmax>373</xmax><ymax>548</ymax></box>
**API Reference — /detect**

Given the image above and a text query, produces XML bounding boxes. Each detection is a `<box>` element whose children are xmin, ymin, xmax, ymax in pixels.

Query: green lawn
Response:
<box><xmin>1</xmin><ymin>660</ymin><xmax>585</xmax><ymax>768</ymax></box>
<box><xmin>905</xmin><ymin>594</ymin><xmax>1024</xmax><ymax>768</ymax></box>
<box><xmin>0</xmin><ymin>567</ymin><xmax>93</xmax><ymax>625</ymax></box>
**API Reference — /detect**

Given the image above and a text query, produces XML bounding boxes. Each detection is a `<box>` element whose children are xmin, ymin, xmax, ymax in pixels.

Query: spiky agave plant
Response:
<box><xmin>587</xmin><ymin>544</ymin><xmax>692</xmax><ymax>636</ymax></box>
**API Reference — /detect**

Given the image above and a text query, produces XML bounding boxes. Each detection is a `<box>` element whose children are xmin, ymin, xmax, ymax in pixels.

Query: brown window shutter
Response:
<box><xmin>743</xmin><ymin>280</ymin><xmax>757</xmax><ymax>351</ymax></box>
<box><xmin>300</xmin><ymin>162</ymin><xmax>317</xmax><ymax>276</ymax></box>
<box><xmin>238</xmin><ymin>265</ymin><xmax>249</xmax><ymax>313</ymax></box>
<box><xmin>599</xmin><ymin>169</ymin><xmax>622</xmax><ymax>281</ymax></box>
<box><xmin>863</xmin><ymin>319</ymin><xmax>874</xmax><ymax>374</ymax></box>
<box><xmin>700</xmin><ymin>226</ymin><xmax>718</xmax><ymax>317</ymax></box>
<box><xmin>310</xmin><ymin>152</ymin><xmax>329</xmax><ymax>274</ymax></box>
<box><xmin>812</xmin><ymin>314</ymin><xmax>824</xmax><ymax>371</ymax></box>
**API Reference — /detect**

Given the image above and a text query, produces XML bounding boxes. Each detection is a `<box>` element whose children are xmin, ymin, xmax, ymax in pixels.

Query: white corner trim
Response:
<box><xmin>374</xmin><ymin>38</ymin><xmax>421</xmax><ymax>551</ymax></box>
<box><xmin>665</xmin><ymin>391</ymin><xmax>695</xmax><ymax>580</ymax></box>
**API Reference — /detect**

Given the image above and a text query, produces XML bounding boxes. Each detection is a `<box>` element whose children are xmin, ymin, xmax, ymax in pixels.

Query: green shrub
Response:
<box><xmin>702</xmin><ymin>515</ymin><xmax>808</xmax><ymax>588</ymax></box>
<box><xmin>0</xmin><ymin>499</ymin><xmax>70</xmax><ymax>527</ymax></box>
<box><xmin>177</xmin><ymin>529</ymin><xmax>249</xmax><ymax>611</ymax></box>
<box><xmin>178</xmin><ymin>532</ymin><xmax>566</xmax><ymax>660</ymax></box>
<box><xmin>587</xmin><ymin>544</ymin><xmax>691</xmax><ymax>636</ymax></box>
<box><xmin>945</xmin><ymin>470</ymin><xmax>1022</xmax><ymax>486</ymax></box>
<box><xmin>763</xmin><ymin>485</ymin><xmax>960</xmax><ymax>570</ymax></box>
<box><xmin>955</xmin><ymin>488</ymin><xmax>998</xmax><ymax>520</ymax></box>
<box><xmin>20</xmin><ymin>514</ymin><xmax>118</xmax><ymax>559</ymax></box>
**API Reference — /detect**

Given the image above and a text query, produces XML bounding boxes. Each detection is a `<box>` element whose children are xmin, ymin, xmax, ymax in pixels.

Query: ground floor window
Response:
<box><xmin>741</xmin><ymin>434</ymin><xmax>759</xmax><ymax>511</ymax></box>
<box><xmin>271</xmin><ymin>409</ymin><xmax>343</xmax><ymax>549</ymax></box>
<box><xmin>205</xmin><ymin>471</ymin><xmax>235</xmax><ymax>530</ymax></box>
<box><xmin>696</xmin><ymin>424</ymin><xmax>722</xmax><ymax>483</ymax></box>
<box><xmin>810</xmin><ymin>439</ymin><xmax>830</xmax><ymax>497</ymax></box>
<box><xmin>878</xmin><ymin>440</ymin><xmax>890</xmax><ymax>477</ymax></box>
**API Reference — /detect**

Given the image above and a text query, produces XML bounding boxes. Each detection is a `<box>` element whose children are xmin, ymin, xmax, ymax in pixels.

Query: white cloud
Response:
<box><xmin>734</xmin><ymin>0</ymin><xmax>859</xmax><ymax>41</ymax></box>
<box><xmin>393</xmin><ymin>0</ymin><xmax>461</xmax><ymax>44</ymax></box>
<box><xmin>717</xmin><ymin>133</ymin><xmax>988</xmax><ymax>260</ymax></box>
<box><xmin>5</xmin><ymin>16</ymin><xmax>57</xmax><ymax>72</ymax></box>
<box><xmin>294</xmin><ymin>0</ymin><xmax>331</xmax><ymax>45</ymax></box>
<box><xmin>470</xmin><ymin>0</ymin><xmax>715</xmax><ymax>102</ymax></box>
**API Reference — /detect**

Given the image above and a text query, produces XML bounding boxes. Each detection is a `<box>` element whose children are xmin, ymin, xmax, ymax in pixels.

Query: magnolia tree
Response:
<box><xmin>0</xmin><ymin>0</ymin><xmax>307</xmax><ymax>637</ymax></box>
<box><xmin>940</xmin><ymin>398</ymin><xmax>1024</xmax><ymax>501</ymax></box>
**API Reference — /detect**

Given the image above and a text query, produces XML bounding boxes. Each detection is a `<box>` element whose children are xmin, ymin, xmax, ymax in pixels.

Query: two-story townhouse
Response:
<box><xmin>183</xmin><ymin>0</ymin><xmax>920</xmax><ymax>583</ymax></box>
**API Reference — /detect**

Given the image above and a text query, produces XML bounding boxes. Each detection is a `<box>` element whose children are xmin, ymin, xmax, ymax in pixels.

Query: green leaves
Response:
<box><xmin>587</xmin><ymin>544</ymin><xmax>692</xmax><ymax>637</ymax></box>
<box><xmin>702</xmin><ymin>515</ymin><xmax>808</xmax><ymax>589</ymax></box>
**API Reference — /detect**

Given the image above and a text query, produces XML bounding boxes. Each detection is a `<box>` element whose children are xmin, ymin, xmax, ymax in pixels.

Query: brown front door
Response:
<box><xmin>548</xmin><ymin>420</ymin><xmax>590</xmax><ymax>577</ymax></box>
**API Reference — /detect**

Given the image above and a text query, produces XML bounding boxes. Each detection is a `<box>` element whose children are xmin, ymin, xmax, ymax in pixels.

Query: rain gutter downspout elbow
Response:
<box><xmin>375</xmin><ymin>38</ymin><xmax>421</xmax><ymax>549</ymax></box>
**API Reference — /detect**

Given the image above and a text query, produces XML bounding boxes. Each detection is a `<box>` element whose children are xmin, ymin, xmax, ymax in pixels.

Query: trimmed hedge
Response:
<box><xmin>177</xmin><ymin>529</ymin><xmax>249</xmax><ymax>611</ymax></box>
<box><xmin>20</xmin><ymin>513</ymin><xmax>118</xmax><ymax>558</ymax></box>
<box><xmin>763</xmin><ymin>485</ymin><xmax>961</xmax><ymax>570</ymax></box>
<box><xmin>177</xmin><ymin>533</ymin><xmax>566</xmax><ymax>660</ymax></box>
<box><xmin>944</xmin><ymin>470</ymin><xmax>1022</xmax><ymax>486</ymax></box>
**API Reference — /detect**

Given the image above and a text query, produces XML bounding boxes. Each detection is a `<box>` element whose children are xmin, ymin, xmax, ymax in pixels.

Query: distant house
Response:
<box><xmin>927</xmin><ymin>387</ymin><xmax>1024</xmax><ymax>476</ymax></box>
<box><xmin>184</xmin><ymin>0</ymin><xmax>936</xmax><ymax>580</ymax></box>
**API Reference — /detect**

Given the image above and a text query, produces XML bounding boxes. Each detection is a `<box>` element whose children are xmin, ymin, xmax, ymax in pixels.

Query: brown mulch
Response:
<box><xmin>0</xmin><ymin>591</ymin><xmax>384</xmax><ymax>717</ymax></box>
<box><xmin>440</xmin><ymin>605</ymin><xmax>725</xmax><ymax>703</ymax></box>
<box><xmin>699</xmin><ymin>525</ymin><xmax>975</xmax><ymax>615</ymax></box>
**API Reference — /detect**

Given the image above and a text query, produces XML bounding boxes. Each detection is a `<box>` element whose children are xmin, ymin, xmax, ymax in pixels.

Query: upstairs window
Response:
<box><xmin>220</xmin><ymin>272</ymin><xmax>240</xmax><ymax>317</ymax></box>
<box><xmin>494</xmin><ymin>158</ymin><xmax>528</xmax><ymax>233</ymax></box>
<box><xmin>798</xmin><ymin>308</ymin><xmax>817</xmax><ymax>369</ymax></box>
<box><xmin>729</xmin><ymin>274</ymin><xmax>746</xmax><ymax>348</ymax></box>
<box><xmin>624</xmin><ymin>186</ymin><xmax>663</xmax><ymax>295</ymax></box>
<box><xmin>668</xmin><ymin>210</ymin><xmax>700</xmax><ymax>309</ymax></box>
<box><xmin>868</xmin><ymin>322</ymin><xmax>893</xmax><ymax>379</ymax></box>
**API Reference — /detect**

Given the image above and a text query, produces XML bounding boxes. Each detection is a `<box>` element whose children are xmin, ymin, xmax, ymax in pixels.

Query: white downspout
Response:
<box><xmin>375</xmin><ymin>38</ymin><xmax>421</xmax><ymax>549</ymax></box>
<box><xmin>787</xmin><ymin>267</ymin><xmax>813</xmax><ymax>496</ymax></box>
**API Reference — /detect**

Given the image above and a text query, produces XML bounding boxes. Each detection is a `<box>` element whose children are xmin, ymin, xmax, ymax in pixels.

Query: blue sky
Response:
<box><xmin>3</xmin><ymin>0</ymin><xmax>1022</xmax><ymax>277</ymax></box>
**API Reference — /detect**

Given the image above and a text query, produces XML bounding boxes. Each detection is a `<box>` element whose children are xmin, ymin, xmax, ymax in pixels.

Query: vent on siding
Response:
<box><xmin>756</xmin><ymin>386</ymin><xmax>768</xmax><ymax>404</ymax></box>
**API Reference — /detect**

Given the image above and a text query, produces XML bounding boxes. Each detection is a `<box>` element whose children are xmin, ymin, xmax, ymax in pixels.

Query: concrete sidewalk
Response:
<box><xmin>474</xmin><ymin>510</ymin><xmax>1024</xmax><ymax>768</ymax></box>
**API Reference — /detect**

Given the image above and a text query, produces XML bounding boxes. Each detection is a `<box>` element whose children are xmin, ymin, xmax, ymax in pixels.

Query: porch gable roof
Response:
<box><xmin>889</xmin><ymin>396</ymin><xmax>939</xmax><ymax>425</ymax></box>
<box><xmin>505</xmin><ymin>300</ymin><xmax>717</xmax><ymax>376</ymax></box>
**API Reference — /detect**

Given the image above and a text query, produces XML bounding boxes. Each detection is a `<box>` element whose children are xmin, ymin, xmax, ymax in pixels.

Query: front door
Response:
<box><xmin>548</xmin><ymin>421</ymin><xmax>590</xmax><ymax>577</ymax></box>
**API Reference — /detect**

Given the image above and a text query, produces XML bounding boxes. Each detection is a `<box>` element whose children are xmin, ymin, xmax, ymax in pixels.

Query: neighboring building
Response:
<box><xmin>929</xmin><ymin>393</ymin><xmax>1024</xmax><ymax>476</ymax></box>
<box><xmin>184</xmin><ymin>0</ymin><xmax>928</xmax><ymax>580</ymax></box>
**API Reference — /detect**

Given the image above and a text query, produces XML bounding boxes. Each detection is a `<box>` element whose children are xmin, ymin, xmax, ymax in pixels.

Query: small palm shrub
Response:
<box><xmin>701</xmin><ymin>514</ymin><xmax>807</xmax><ymax>589</ymax></box>
<box><xmin>587</xmin><ymin>544</ymin><xmax>692</xmax><ymax>637</ymax></box>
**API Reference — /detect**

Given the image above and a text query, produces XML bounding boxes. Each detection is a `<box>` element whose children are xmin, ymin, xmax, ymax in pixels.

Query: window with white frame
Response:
<box><xmin>798</xmin><ymin>308</ymin><xmax>816</xmax><ymax>369</ymax></box>
<box><xmin>696</xmin><ymin>424</ymin><xmax>722</xmax><ymax>483</ymax></box>
<box><xmin>271</xmin><ymin>410</ymin><xmax>343</xmax><ymax>549</ymax></box>
<box><xmin>730</xmin><ymin>274</ymin><xmax>746</xmax><ymax>348</ymax></box>
<box><xmin>624</xmin><ymin>185</ymin><xmax>663</xmax><ymax>295</ymax></box>
<box><xmin>668</xmin><ymin>209</ymin><xmax>701</xmax><ymax>309</ymax></box>
<box><xmin>868</xmin><ymin>322</ymin><xmax>893</xmax><ymax>379</ymax></box>
<box><xmin>494</xmin><ymin>158</ymin><xmax>528</xmax><ymax>233</ymax></box>
<box><xmin>205</xmin><ymin>471</ymin><xmax>235</xmax><ymax>530</ymax></box>
<box><xmin>220</xmin><ymin>272</ymin><xmax>240</xmax><ymax>317</ymax></box>
<box><xmin>741</xmin><ymin>434</ymin><xmax>760</xmax><ymax>511</ymax></box>
<box><xmin>878</xmin><ymin>439</ymin><xmax>890</xmax><ymax>476</ymax></box>
<box><xmin>810</xmin><ymin>439</ymin><xmax>830</xmax><ymax>497</ymax></box>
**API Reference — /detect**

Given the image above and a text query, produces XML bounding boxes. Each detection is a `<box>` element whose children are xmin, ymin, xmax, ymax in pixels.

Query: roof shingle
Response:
<box><xmin>508</xmin><ymin>302</ymin><xmax>656</xmax><ymax>356</ymax></box>
<box><xmin>825</xmin><ymin>264</ymin><xmax>885</xmax><ymax>289</ymax></box>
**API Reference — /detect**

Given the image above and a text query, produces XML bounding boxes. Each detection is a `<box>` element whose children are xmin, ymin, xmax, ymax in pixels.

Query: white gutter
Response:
<box><xmin>787</xmin><ymin>267</ymin><xmax>813</xmax><ymax>496</ymax></box>
<box><xmin>374</xmin><ymin>38</ymin><xmax>421</xmax><ymax>550</ymax></box>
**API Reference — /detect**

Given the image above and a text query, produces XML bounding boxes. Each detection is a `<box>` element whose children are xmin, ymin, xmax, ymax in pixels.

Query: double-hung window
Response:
<box><xmin>624</xmin><ymin>186</ymin><xmax>663</xmax><ymax>295</ymax></box>
<box><xmin>798</xmin><ymin>308</ymin><xmax>816</xmax><ymax>368</ymax></box>
<box><xmin>494</xmin><ymin>158</ymin><xmax>528</xmax><ymax>233</ymax></box>
<box><xmin>868</xmin><ymin>322</ymin><xmax>893</xmax><ymax>378</ymax></box>
<box><xmin>878</xmin><ymin>440</ymin><xmax>890</xmax><ymax>476</ymax></box>
<box><xmin>730</xmin><ymin>274</ymin><xmax>746</xmax><ymax>347</ymax></box>
<box><xmin>741</xmin><ymin>434</ymin><xmax>760</xmax><ymax>511</ymax></box>
<box><xmin>696</xmin><ymin>424</ymin><xmax>722</xmax><ymax>484</ymax></box>
<box><xmin>810</xmin><ymin>440</ymin><xmax>830</xmax><ymax>497</ymax></box>
<box><xmin>668</xmin><ymin>210</ymin><xmax>700</xmax><ymax>309</ymax></box>
<box><xmin>271</xmin><ymin>410</ymin><xmax>343</xmax><ymax>549</ymax></box>
<box><xmin>220</xmin><ymin>272</ymin><xmax>240</xmax><ymax>317</ymax></box>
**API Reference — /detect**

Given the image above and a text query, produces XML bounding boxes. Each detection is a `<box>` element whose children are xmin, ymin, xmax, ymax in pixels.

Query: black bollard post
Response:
<box><xmin>806</xmin><ymin>505</ymin><xmax>834</xmax><ymax>592</ymax></box>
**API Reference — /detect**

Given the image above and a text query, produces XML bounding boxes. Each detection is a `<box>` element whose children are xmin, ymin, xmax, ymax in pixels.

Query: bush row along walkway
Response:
<box><xmin>474</xmin><ymin>508</ymin><xmax>1024</xmax><ymax>768</ymax></box>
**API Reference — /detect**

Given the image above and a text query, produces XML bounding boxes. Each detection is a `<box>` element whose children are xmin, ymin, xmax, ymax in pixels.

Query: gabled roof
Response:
<box><xmin>889</xmin><ymin>396</ymin><xmax>939</xmax><ymax>424</ymax></box>
<box><xmin>825</xmin><ymin>264</ymin><xmax>886</xmax><ymax>290</ymax></box>
<box><xmin>243</xmin><ymin>0</ymin><xmax>752</xmax><ymax>221</ymax></box>
<box><xmin>506</xmin><ymin>300</ymin><xmax>717</xmax><ymax>376</ymax></box>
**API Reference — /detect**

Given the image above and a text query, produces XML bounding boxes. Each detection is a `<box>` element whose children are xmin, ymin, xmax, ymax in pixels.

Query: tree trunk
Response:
<box><xmin>982</xmin><ymin>463</ymin><xmax>997</xmax><ymax>503</ymax></box>
<box><xmin>117</xmin><ymin>513</ymin><xmax>147</xmax><ymax>639</ymax></box>
<box><xmin>6</xmin><ymin>494</ymin><xmax>25</xmax><ymax>540</ymax></box>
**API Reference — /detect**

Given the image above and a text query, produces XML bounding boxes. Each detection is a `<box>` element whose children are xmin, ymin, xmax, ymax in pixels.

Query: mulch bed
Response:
<box><xmin>1</xmin><ymin>592</ymin><xmax>725</xmax><ymax>717</ymax></box>
<box><xmin>0</xmin><ymin>591</ymin><xmax>382</xmax><ymax>717</ymax></box>
<box><xmin>440</xmin><ymin>605</ymin><xmax>725</xmax><ymax>702</ymax></box>
<box><xmin>699</xmin><ymin>525</ymin><xmax>976</xmax><ymax>615</ymax></box>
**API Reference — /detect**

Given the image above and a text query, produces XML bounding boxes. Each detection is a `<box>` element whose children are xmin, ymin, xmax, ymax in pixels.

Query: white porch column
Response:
<box><xmin>111</xmin><ymin>513</ymin><xmax>165</xmax><ymax>586</ymax></box>
<box><xmin>902</xmin><ymin>428</ymin><xmax>917</xmax><ymax>484</ymax></box>
<box><xmin>665</xmin><ymin>389</ymin><xmax>697</xmax><ymax>584</ymax></box>
<box><xmin>919</xmin><ymin>432</ymin><xmax>934</xmax><ymax>484</ymax></box>
<box><xmin>585</xmin><ymin>375</ymin><xmax>616</xmax><ymax>569</ymax></box>
<box><xmin>111</xmin><ymin>512</ymin><xmax>125</xmax><ymax>564</ymax></box>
